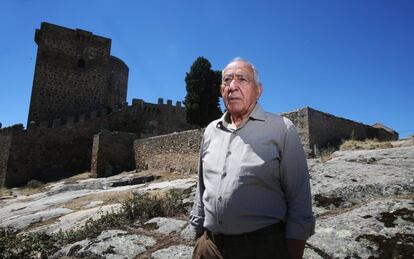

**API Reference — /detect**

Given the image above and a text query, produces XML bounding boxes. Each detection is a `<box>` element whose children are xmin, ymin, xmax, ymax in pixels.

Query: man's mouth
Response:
<box><xmin>228</xmin><ymin>96</ymin><xmax>241</xmax><ymax>102</ymax></box>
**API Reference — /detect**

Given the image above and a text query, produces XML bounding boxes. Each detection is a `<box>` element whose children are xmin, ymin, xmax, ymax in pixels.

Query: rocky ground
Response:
<box><xmin>0</xmin><ymin>143</ymin><xmax>413</xmax><ymax>258</ymax></box>
<box><xmin>305</xmin><ymin>145</ymin><xmax>414</xmax><ymax>258</ymax></box>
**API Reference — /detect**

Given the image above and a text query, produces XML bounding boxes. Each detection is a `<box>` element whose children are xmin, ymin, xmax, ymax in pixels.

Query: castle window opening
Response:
<box><xmin>77</xmin><ymin>58</ymin><xmax>86</xmax><ymax>68</ymax></box>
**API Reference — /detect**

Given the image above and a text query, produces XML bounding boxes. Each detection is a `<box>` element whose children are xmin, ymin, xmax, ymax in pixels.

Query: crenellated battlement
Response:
<box><xmin>1</xmin><ymin>96</ymin><xmax>186</xmax><ymax>137</ymax></box>
<box><xmin>132</xmin><ymin>98</ymin><xmax>184</xmax><ymax>114</ymax></box>
<box><xmin>21</xmin><ymin>97</ymin><xmax>185</xmax><ymax>133</ymax></box>
<box><xmin>0</xmin><ymin>123</ymin><xmax>25</xmax><ymax>135</ymax></box>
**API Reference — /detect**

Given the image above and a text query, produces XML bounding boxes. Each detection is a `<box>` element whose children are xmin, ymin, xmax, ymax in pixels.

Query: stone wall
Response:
<box><xmin>307</xmin><ymin>108</ymin><xmax>368</xmax><ymax>150</ymax></box>
<box><xmin>133</xmin><ymin>98</ymin><xmax>193</xmax><ymax>138</ymax></box>
<box><xmin>132</xmin><ymin>107</ymin><xmax>400</xmax><ymax>175</ymax></box>
<box><xmin>368</xmin><ymin>126</ymin><xmax>398</xmax><ymax>141</ymax></box>
<box><xmin>91</xmin><ymin>130</ymin><xmax>137</xmax><ymax>178</ymax></box>
<box><xmin>282</xmin><ymin>107</ymin><xmax>398</xmax><ymax>155</ymax></box>
<box><xmin>1</xmin><ymin>99</ymin><xmax>192</xmax><ymax>187</ymax></box>
<box><xmin>26</xmin><ymin>98</ymin><xmax>191</xmax><ymax>139</ymax></box>
<box><xmin>3</xmin><ymin>127</ymin><xmax>94</xmax><ymax>187</ymax></box>
<box><xmin>0</xmin><ymin>133</ymin><xmax>12</xmax><ymax>187</ymax></box>
<box><xmin>107</xmin><ymin>56</ymin><xmax>129</xmax><ymax>108</ymax></box>
<box><xmin>280</xmin><ymin>108</ymin><xmax>312</xmax><ymax>155</ymax></box>
<box><xmin>27</xmin><ymin>22</ymin><xmax>128</xmax><ymax>124</ymax></box>
<box><xmin>134</xmin><ymin>129</ymin><xmax>203</xmax><ymax>174</ymax></box>
<box><xmin>307</xmin><ymin>108</ymin><xmax>398</xmax><ymax>152</ymax></box>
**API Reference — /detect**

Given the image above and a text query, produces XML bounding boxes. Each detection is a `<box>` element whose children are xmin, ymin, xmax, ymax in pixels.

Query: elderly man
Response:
<box><xmin>189</xmin><ymin>58</ymin><xmax>315</xmax><ymax>259</ymax></box>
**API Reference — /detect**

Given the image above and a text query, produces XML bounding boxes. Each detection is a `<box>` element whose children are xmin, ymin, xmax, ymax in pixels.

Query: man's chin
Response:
<box><xmin>227</xmin><ymin>107</ymin><xmax>245</xmax><ymax>116</ymax></box>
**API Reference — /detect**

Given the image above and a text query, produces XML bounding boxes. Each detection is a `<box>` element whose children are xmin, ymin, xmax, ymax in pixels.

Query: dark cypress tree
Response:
<box><xmin>184</xmin><ymin>57</ymin><xmax>222</xmax><ymax>127</ymax></box>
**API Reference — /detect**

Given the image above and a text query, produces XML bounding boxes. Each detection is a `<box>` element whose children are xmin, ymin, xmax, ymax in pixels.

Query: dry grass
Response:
<box><xmin>16</xmin><ymin>187</ymin><xmax>46</xmax><ymax>196</ymax></box>
<box><xmin>317</xmin><ymin>145</ymin><xmax>338</xmax><ymax>163</ymax></box>
<box><xmin>318</xmin><ymin>138</ymin><xmax>394</xmax><ymax>163</ymax></box>
<box><xmin>136</xmin><ymin>233</ymin><xmax>194</xmax><ymax>259</ymax></box>
<box><xmin>62</xmin><ymin>191</ymin><xmax>134</xmax><ymax>210</ymax></box>
<box><xmin>340</xmin><ymin>139</ymin><xmax>393</xmax><ymax>151</ymax></box>
<box><xmin>0</xmin><ymin>188</ymin><xmax>13</xmax><ymax>198</ymax></box>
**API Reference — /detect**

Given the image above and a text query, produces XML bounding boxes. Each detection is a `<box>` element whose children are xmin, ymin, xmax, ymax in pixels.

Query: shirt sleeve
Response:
<box><xmin>189</xmin><ymin>137</ymin><xmax>205</xmax><ymax>238</ymax></box>
<box><xmin>280</xmin><ymin>121</ymin><xmax>315</xmax><ymax>240</ymax></box>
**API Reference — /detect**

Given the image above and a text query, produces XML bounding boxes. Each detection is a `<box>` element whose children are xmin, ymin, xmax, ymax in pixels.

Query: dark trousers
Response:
<box><xmin>192</xmin><ymin>223</ymin><xmax>289</xmax><ymax>259</ymax></box>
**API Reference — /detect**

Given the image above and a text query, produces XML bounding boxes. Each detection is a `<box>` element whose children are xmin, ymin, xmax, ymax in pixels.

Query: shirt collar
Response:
<box><xmin>216</xmin><ymin>103</ymin><xmax>266</xmax><ymax>129</ymax></box>
<box><xmin>248</xmin><ymin>103</ymin><xmax>266</xmax><ymax>121</ymax></box>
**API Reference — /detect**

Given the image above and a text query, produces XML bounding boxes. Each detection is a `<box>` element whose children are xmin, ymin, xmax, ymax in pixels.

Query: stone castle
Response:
<box><xmin>28</xmin><ymin>22</ymin><xmax>129</xmax><ymax>124</ymax></box>
<box><xmin>0</xmin><ymin>22</ymin><xmax>193</xmax><ymax>187</ymax></box>
<box><xmin>0</xmin><ymin>22</ymin><xmax>398</xmax><ymax>188</ymax></box>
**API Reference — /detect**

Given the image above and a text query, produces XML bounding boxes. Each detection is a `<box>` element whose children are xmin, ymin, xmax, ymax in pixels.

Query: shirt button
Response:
<box><xmin>226</xmin><ymin>151</ymin><xmax>231</xmax><ymax>156</ymax></box>
<box><xmin>222</xmin><ymin>173</ymin><xmax>227</xmax><ymax>178</ymax></box>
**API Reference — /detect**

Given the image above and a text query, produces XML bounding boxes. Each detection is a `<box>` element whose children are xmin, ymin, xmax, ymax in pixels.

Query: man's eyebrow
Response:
<box><xmin>224</xmin><ymin>73</ymin><xmax>248</xmax><ymax>76</ymax></box>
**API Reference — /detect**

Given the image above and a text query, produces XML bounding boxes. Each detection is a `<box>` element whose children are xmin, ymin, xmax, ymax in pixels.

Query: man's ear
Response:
<box><xmin>256</xmin><ymin>83</ymin><xmax>263</xmax><ymax>100</ymax></box>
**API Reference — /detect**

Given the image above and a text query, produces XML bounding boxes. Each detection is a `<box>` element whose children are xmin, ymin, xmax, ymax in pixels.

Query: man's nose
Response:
<box><xmin>228</xmin><ymin>79</ymin><xmax>240</xmax><ymax>91</ymax></box>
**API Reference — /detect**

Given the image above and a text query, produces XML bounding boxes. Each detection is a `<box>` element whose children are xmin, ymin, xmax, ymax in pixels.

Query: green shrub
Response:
<box><xmin>0</xmin><ymin>227</ymin><xmax>62</xmax><ymax>258</ymax></box>
<box><xmin>123</xmin><ymin>190</ymin><xmax>187</xmax><ymax>221</ymax></box>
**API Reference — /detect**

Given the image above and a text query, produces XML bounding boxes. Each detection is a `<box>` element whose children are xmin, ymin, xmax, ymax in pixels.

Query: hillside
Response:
<box><xmin>0</xmin><ymin>142</ymin><xmax>413</xmax><ymax>258</ymax></box>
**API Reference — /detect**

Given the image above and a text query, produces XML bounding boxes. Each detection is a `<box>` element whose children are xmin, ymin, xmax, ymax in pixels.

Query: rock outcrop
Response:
<box><xmin>0</xmin><ymin>145</ymin><xmax>413</xmax><ymax>258</ymax></box>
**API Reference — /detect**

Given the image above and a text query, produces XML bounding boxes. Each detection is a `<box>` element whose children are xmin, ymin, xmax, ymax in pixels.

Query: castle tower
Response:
<box><xmin>27</xmin><ymin>22</ymin><xmax>128</xmax><ymax>125</ymax></box>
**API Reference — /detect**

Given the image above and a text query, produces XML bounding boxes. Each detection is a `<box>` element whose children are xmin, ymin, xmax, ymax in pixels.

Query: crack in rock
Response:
<box><xmin>355</xmin><ymin>233</ymin><xmax>414</xmax><ymax>258</ymax></box>
<box><xmin>305</xmin><ymin>243</ymin><xmax>332</xmax><ymax>259</ymax></box>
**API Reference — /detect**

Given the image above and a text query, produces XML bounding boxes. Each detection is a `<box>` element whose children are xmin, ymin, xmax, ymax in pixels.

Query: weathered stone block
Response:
<box><xmin>134</xmin><ymin>129</ymin><xmax>203</xmax><ymax>173</ymax></box>
<box><xmin>91</xmin><ymin>130</ymin><xmax>138</xmax><ymax>178</ymax></box>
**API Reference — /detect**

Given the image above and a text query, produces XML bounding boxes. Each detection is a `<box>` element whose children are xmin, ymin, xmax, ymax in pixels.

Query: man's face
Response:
<box><xmin>221</xmin><ymin>61</ymin><xmax>262</xmax><ymax>118</ymax></box>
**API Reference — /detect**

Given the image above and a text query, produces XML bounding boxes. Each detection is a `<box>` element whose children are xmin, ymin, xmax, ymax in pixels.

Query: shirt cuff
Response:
<box><xmin>189</xmin><ymin>213</ymin><xmax>205</xmax><ymax>238</ymax></box>
<box><xmin>285</xmin><ymin>220</ymin><xmax>315</xmax><ymax>240</ymax></box>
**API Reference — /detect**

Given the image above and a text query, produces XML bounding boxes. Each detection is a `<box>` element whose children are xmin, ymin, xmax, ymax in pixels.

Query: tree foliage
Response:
<box><xmin>184</xmin><ymin>57</ymin><xmax>222</xmax><ymax>127</ymax></box>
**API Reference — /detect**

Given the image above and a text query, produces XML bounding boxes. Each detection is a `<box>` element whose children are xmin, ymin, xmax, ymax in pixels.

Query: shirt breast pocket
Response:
<box><xmin>238</xmin><ymin>143</ymin><xmax>280</xmax><ymax>184</ymax></box>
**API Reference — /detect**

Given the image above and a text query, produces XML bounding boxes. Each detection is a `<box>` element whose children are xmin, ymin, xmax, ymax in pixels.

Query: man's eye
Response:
<box><xmin>223</xmin><ymin>76</ymin><xmax>232</xmax><ymax>84</ymax></box>
<box><xmin>236</xmin><ymin>76</ymin><xmax>247</xmax><ymax>82</ymax></box>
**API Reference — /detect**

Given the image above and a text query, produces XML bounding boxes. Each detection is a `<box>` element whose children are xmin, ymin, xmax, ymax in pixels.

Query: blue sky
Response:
<box><xmin>0</xmin><ymin>0</ymin><xmax>413</xmax><ymax>138</ymax></box>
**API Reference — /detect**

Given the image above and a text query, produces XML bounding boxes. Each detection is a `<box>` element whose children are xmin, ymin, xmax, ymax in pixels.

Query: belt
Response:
<box><xmin>206</xmin><ymin>222</ymin><xmax>284</xmax><ymax>247</ymax></box>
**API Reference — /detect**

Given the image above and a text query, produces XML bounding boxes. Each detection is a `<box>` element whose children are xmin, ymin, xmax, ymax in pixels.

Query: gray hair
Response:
<box><xmin>222</xmin><ymin>57</ymin><xmax>261</xmax><ymax>85</ymax></box>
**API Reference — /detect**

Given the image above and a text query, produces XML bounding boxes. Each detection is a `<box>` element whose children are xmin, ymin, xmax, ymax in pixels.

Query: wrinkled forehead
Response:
<box><xmin>223</xmin><ymin>61</ymin><xmax>254</xmax><ymax>76</ymax></box>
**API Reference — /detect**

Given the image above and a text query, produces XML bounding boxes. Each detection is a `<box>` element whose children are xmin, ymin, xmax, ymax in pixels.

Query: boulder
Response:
<box><xmin>151</xmin><ymin>245</ymin><xmax>193</xmax><ymax>259</ymax></box>
<box><xmin>144</xmin><ymin>217</ymin><xmax>188</xmax><ymax>235</ymax></box>
<box><xmin>53</xmin><ymin>230</ymin><xmax>156</xmax><ymax>259</ymax></box>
